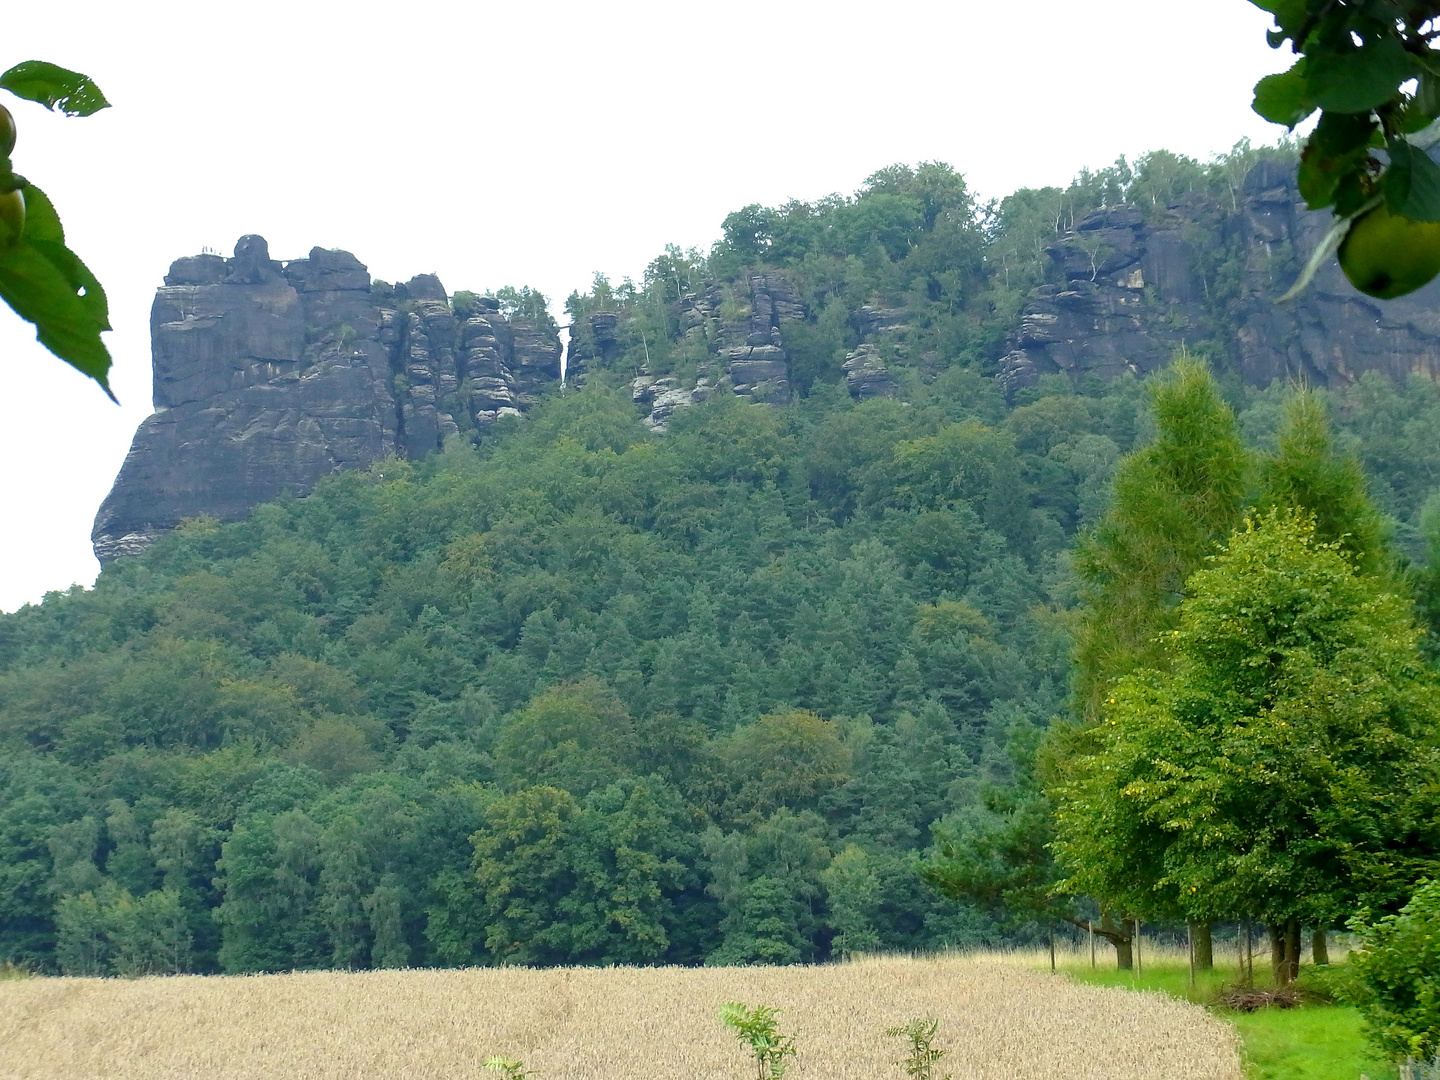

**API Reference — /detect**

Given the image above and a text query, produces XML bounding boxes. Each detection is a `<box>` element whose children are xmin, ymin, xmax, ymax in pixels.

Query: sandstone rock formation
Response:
<box><xmin>591</xmin><ymin>273</ymin><xmax>808</xmax><ymax>428</ymax></box>
<box><xmin>715</xmin><ymin>274</ymin><xmax>805</xmax><ymax>405</ymax></box>
<box><xmin>997</xmin><ymin>161</ymin><xmax>1440</xmax><ymax>396</ymax></box>
<box><xmin>100</xmin><ymin>163</ymin><xmax>1440</xmax><ymax>562</ymax></box>
<box><xmin>631</xmin><ymin>375</ymin><xmax>713</xmax><ymax>430</ymax></box>
<box><xmin>93</xmin><ymin>237</ymin><xmax>562</xmax><ymax>562</ymax></box>
<box><xmin>842</xmin><ymin>344</ymin><xmax>898</xmax><ymax>400</ymax></box>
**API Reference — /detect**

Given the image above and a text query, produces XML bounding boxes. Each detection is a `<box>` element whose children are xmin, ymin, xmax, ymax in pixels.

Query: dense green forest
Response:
<box><xmin>5</xmin><ymin>146</ymin><xmax>1440</xmax><ymax>976</ymax></box>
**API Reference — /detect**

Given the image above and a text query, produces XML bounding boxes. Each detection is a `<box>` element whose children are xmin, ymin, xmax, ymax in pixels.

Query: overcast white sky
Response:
<box><xmin>0</xmin><ymin>1</ymin><xmax>1290</xmax><ymax>612</ymax></box>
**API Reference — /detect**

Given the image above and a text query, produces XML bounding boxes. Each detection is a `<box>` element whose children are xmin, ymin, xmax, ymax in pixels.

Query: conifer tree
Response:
<box><xmin>1071</xmin><ymin>357</ymin><xmax>1250</xmax><ymax>722</ymax></box>
<box><xmin>1255</xmin><ymin>389</ymin><xmax>1388</xmax><ymax>577</ymax></box>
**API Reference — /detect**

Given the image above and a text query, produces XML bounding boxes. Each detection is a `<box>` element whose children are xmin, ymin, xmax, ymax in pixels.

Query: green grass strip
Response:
<box><xmin>1057</xmin><ymin>958</ymin><xmax>1396</xmax><ymax>1080</ymax></box>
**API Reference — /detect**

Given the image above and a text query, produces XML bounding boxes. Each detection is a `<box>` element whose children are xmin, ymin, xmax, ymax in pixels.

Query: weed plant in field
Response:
<box><xmin>720</xmin><ymin>1002</ymin><xmax>797</xmax><ymax>1080</ymax></box>
<box><xmin>885</xmin><ymin>1017</ymin><xmax>951</xmax><ymax>1080</ymax></box>
<box><xmin>484</xmin><ymin>1056</ymin><xmax>533</xmax><ymax>1080</ymax></box>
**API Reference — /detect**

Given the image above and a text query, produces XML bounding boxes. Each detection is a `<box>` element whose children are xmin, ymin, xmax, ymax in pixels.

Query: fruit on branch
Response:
<box><xmin>1338</xmin><ymin>203</ymin><xmax>1440</xmax><ymax>299</ymax></box>
<box><xmin>0</xmin><ymin>186</ymin><xmax>24</xmax><ymax>248</ymax></box>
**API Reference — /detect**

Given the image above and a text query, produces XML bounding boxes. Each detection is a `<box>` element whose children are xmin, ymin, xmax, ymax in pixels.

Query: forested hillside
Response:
<box><xmin>7</xmin><ymin>147</ymin><xmax>1440</xmax><ymax>975</ymax></box>
<box><xmin>566</xmin><ymin>145</ymin><xmax>1295</xmax><ymax>404</ymax></box>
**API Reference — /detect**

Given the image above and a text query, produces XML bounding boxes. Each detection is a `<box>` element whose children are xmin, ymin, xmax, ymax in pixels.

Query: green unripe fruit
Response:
<box><xmin>0</xmin><ymin>104</ymin><xmax>13</xmax><ymax>158</ymax></box>
<box><xmin>0</xmin><ymin>186</ymin><xmax>23</xmax><ymax>248</ymax></box>
<box><xmin>1337</xmin><ymin>203</ymin><xmax>1440</xmax><ymax>299</ymax></box>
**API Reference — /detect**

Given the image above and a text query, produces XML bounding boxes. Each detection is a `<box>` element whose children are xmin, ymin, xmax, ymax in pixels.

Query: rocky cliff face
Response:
<box><xmin>98</xmin><ymin>164</ymin><xmax>1440</xmax><ymax>561</ymax></box>
<box><xmin>93</xmin><ymin>237</ymin><xmax>562</xmax><ymax>562</ymax></box>
<box><xmin>998</xmin><ymin>160</ymin><xmax>1440</xmax><ymax>396</ymax></box>
<box><xmin>605</xmin><ymin>160</ymin><xmax>1440</xmax><ymax>424</ymax></box>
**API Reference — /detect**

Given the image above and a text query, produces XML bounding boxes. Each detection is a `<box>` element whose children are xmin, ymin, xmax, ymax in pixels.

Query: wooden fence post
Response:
<box><xmin>1244</xmin><ymin>921</ymin><xmax>1253</xmax><ymax>986</ymax></box>
<box><xmin>1188</xmin><ymin>922</ymin><xmax>1195</xmax><ymax>988</ymax></box>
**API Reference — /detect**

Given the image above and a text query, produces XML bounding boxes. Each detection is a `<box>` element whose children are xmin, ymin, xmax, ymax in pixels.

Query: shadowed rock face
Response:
<box><xmin>998</xmin><ymin>161</ymin><xmax>1440</xmax><ymax>396</ymax></box>
<box><xmin>93</xmin><ymin>237</ymin><xmax>561</xmax><ymax>562</ymax></box>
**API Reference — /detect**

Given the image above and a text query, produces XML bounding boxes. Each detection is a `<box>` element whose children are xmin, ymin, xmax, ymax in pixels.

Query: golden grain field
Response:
<box><xmin>0</xmin><ymin>955</ymin><xmax>1241</xmax><ymax>1080</ymax></box>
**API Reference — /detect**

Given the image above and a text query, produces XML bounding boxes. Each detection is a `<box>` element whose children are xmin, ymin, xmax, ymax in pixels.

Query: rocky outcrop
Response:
<box><xmin>715</xmin><ymin>274</ymin><xmax>805</xmax><ymax>404</ymax></box>
<box><xmin>999</xmin><ymin>161</ymin><xmax>1440</xmax><ymax>396</ymax></box>
<box><xmin>852</xmin><ymin>305</ymin><xmax>911</xmax><ymax>346</ymax></box>
<box><xmin>94</xmin><ymin>237</ymin><xmax>562</xmax><ymax>562</ymax></box>
<box><xmin>996</xmin><ymin>202</ymin><xmax>1217</xmax><ymax>395</ymax></box>
<box><xmin>612</xmin><ymin>273</ymin><xmax>808</xmax><ymax>427</ymax></box>
<box><xmin>631</xmin><ymin>375</ymin><xmax>713</xmax><ymax>430</ymax></box>
<box><xmin>1230</xmin><ymin>161</ymin><xmax>1440</xmax><ymax>386</ymax></box>
<box><xmin>843</xmin><ymin>344</ymin><xmax>898</xmax><ymax>400</ymax></box>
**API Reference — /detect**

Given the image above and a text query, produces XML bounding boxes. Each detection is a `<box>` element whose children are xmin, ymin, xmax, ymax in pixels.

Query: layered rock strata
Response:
<box><xmin>842</xmin><ymin>344</ymin><xmax>899</xmax><ymax>400</ymax></box>
<box><xmin>99</xmin><ymin>164</ymin><xmax>1440</xmax><ymax>561</ymax></box>
<box><xmin>93</xmin><ymin>237</ymin><xmax>561</xmax><ymax>562</ymax></box>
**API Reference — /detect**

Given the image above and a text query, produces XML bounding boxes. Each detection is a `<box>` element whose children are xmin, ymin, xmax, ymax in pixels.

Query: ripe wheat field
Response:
<box><xmin>0</xmin><ymin>955</ymin><xmax>1241</xmax><ymax>1080</ymax></box>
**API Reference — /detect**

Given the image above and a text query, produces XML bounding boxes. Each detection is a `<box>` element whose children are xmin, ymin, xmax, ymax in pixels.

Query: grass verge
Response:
<box><xmin>1049</xmin><ymin>950</ymin><xmax>1394</xmax><ymax>1080</ymax></box>
<box><xmin>1229</xmin><ymin>1005</ymin><xmax>1390</xmax><ymax>1080</ymax></box>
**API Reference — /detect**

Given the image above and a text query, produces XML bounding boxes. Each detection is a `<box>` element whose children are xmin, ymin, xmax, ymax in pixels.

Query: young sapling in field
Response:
<box><xmin>886</xmin><ymin>1017</ymin><xmax>951</xmax><ymax>1080</ymax></box>
<box><xmin>719</xmin><ymin>1002</ymin><xmax>797</xmax><ymax>1080</ymax></box>
<box><xmin>483</xmin><ymin>1055</ymin><xmax>533</xmax><ymax>1080</ymax></box>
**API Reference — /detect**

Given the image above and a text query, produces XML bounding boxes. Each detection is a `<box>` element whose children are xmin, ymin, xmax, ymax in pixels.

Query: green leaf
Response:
<box><xmin>1253</xmin><ymin>63</ymin><xmax>1316</xmax><ymax>127</ymax></box>
<box><xmin>1419</xmin><ymin>73</ymin><xmax>1440</xmax><ymax>121</ymax></box>
<box><xmin>0</xmin><ymin>61</ymin><xmax>109</xmax><ymax>117</ymax></box>
<box><xmin>1333</xmin><ymin>170</ymin><xmax>1371</xmax><ymax>217</ymax></box>
<box><xmin>0</xmin><ymin>183</ymin><xmax>113</xmax><ymax>396</ymax></box>
<box><xmin>1251</xmin><ymin>0</ymin><xmax>1313</xmax><ymax>46</ymax></box>
<box><xmin>21</xmin><ymin>185</ymin><xmax>109</xmax><ymax>332</ymax></box>
<box><xmin>1247</xmin><ymin>0</ymin><xmax>1305</xmax><ymax>20</ymax></box>
<box><xmin>1306</xmin><ymin>37</ymin><xmax>1415</xmax><ymax>114</ymax></box>
<box><xmin>1385</xmin><ymin>140</ymin><xmax>1440</xmax><ymax>222</ymax></box>
<box><xmin>1298</xmin><ymin>111</ymin><xmax>1377</xmax><ymax>209</ymax></box>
